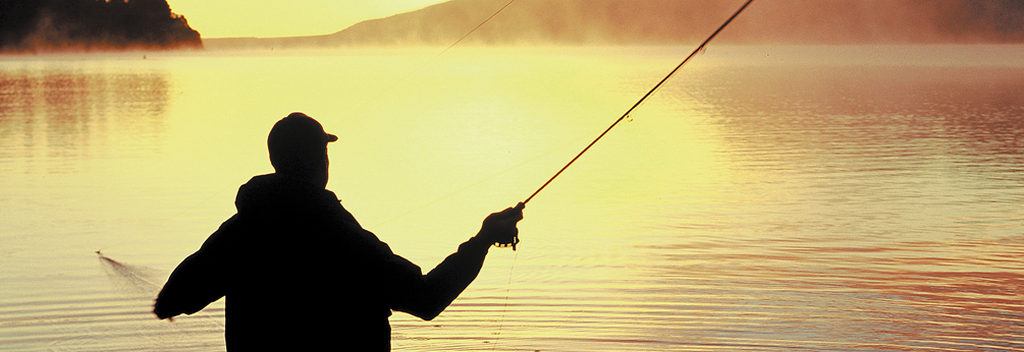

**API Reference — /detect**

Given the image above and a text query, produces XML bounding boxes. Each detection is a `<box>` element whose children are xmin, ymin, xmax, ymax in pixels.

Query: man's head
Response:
<box><xmin>268</xmin><ymin>112</ymin><xmax>338</xmax><ymax>187</ymax></box>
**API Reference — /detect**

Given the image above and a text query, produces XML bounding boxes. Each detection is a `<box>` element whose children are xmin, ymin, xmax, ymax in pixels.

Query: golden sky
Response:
<box><xmin>167</xmin><ymin>0</ymin><xmax>449</xmax><ymax>38</ymax></box>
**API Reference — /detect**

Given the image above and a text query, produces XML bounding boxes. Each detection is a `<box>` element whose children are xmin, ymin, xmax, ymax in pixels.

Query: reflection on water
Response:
<box><xmin>0</xmin><ymin>47</ymin><xmax>1022</xmax><ymax>351</ymax></box>
<box><xmin>0</xmin><ymin>64</ymin><xmax>169</xmax><ymax>173</ymax></box>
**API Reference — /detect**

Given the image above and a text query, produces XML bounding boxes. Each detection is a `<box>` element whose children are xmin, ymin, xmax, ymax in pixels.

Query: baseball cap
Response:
<box><xmin>267</xmin><ymin>112</ymin><xmax>337</xmax><ymax>170</ymax></box>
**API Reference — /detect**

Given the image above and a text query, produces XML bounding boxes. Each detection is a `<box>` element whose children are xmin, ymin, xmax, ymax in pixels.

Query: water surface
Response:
<box><xmin>1</xmin><ymin>46</ymin><xmax>1022</xmax><ymax>351</ymax></box>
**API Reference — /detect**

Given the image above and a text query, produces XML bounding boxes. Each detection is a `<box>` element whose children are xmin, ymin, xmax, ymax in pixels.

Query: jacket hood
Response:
<box><xmin>234</xmin><ymin>174</ymin><xmax>340</xmax><ymax>217</ymax></box>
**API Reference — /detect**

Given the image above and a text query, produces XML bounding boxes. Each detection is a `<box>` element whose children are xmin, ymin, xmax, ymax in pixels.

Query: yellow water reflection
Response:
<box><xmin>0</xmin><ymin>65</ymin><xmax>169</xmax><ymax>172</ymax></box>
<box><xmin>1</xmin><ymin>46</ymin><xmax>1022</xmax><ymax>351</ymax></box>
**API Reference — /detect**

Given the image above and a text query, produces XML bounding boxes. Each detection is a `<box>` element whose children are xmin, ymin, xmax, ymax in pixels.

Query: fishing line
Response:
<box><xmin>489</xmin><ymin>249</ymin><xmax>518</xmax><ymax>351</ymax></box>
<box><xmin>367</xmin><ymin>128</ymin><xmax>598</xmax><ymax>230</ymax></box>
<box><xmin>96</xmin><ymin>251</ymin><xmax>225</xmax><ymax>327</ymax></box>
<box><xmin>165</xmin><ymin>184</ymin><xmax>234</xmax><ymax>220</ymax></box>
<box><xmin>345</xmin><ymin>0</ymin><xmax>519</xmax><ymax>120</ymax></box>
<box><xmin>97</xmin><ymin>251</ymin><xmax>162</xmax><ymax>289</ymax></box>
<box><xmin>521</xmin><ymin>0</ymin><xmax>756</xmax><ymax>205</ymax></box>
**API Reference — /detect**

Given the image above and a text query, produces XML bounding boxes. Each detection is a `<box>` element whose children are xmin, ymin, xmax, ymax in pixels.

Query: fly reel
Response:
<box><xmin>493</xmin><ymin>232</ymin><xmax>520</xmax><ymax>251</ymax></box>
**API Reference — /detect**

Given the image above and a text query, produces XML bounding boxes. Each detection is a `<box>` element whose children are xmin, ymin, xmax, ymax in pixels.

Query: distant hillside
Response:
<box><xmin>0</xmin><ymin>0</ymin><xmax>202</xmax><ymax>53</ymax></box>
<box><xmin>204</xmin><ymin>0</ymin><xmax>1024</xmax><ymax>49</ymax></box>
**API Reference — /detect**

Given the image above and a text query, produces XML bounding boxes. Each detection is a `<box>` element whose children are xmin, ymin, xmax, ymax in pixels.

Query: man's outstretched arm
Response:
<box><xmin>390</xmin><ymin>203</ymin><xmax>525</xmax><ymax>320</ymax></box>
<box><xmin>153</xmin><ymin>217</ymin><xmax>234</xmax><ymax>320</ymax></box>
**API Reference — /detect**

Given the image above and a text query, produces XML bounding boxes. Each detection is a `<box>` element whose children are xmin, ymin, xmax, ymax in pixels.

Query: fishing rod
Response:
<box><xmin>521</xmin><ymin>0</ymin><xmax>756</xmax><ymax>205</ymax></box>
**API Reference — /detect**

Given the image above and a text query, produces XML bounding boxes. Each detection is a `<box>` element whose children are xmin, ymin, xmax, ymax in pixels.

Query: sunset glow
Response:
<box><xmin>1</xmin><ymin>1</ymin><xmax>1022</xmax><ymax>351</ymax></box>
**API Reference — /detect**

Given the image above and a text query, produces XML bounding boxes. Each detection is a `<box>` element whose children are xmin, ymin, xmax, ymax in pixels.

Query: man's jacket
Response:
<box><xmin>153</xmin><ymin>174</ymin><xmax>492</xmax><ymax>351</ymax></box>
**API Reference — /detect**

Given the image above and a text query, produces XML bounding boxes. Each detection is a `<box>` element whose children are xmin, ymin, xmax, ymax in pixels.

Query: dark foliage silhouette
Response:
<box><xmin>0</xmin><ymin>0</ymin><xmax>201</xmax><ymax>53</ymax></box>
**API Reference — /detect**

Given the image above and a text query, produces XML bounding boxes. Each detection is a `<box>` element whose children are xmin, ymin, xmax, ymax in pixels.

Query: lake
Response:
<box><xmin>1</xmin><ymin>45</ymin><xmax>1022</xmax><ymax>351</ymax></box>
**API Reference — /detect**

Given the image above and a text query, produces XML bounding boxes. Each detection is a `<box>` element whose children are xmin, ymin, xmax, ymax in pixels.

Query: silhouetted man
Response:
<box><xmin>153</xmin><ymin>112</ymin><xmax>524</xmax><ymax>351</ymax></box>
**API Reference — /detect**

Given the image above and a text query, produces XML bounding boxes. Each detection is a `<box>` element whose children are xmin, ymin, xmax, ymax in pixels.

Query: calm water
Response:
<box><xmin>1</xmin><ymin>46</ymin><xmax>1022</xmax><ymax>351</ymax></box>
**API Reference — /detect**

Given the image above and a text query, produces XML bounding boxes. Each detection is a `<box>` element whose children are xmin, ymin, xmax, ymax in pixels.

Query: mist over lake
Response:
<box><xmin>1</xmin><ymin>45</ymin><xmax>1022</xmax><ymax>351</ymax></box>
